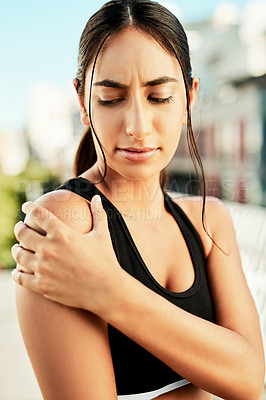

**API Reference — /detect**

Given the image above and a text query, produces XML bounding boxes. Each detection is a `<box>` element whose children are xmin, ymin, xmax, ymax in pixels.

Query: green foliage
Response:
<box><xmin>0</xmin><ymin>174</ymin><xmax>18</xmax><ymax>269</ymax></box>
<box><xmin>0</xmin><ymin>158</ymin><xmax>61</xmax><ymax>269</ymax></box>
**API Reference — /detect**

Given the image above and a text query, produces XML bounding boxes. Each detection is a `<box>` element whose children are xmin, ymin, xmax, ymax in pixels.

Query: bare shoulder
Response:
<box><xmin>170</xmin><ymin>194</ymin><xmax>234</xmax><ymax>256</ymax></box>
<box><xmin>30</xmin><ymin>189</ymin><xmax>93</xmax><ymax>234</ymax></box>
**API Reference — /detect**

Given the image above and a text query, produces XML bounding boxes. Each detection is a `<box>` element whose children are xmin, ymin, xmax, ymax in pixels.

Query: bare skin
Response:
<box><xmin>12</xmin><ymin>28</ymin><xmax>265</xmax><ymax>399</ymax></box>
<box><xmin>15</xmin><ymin>186</ymin><xmax>212</xmax><ymax>400</ymax></box>
<box><xmin>13</xmin><ymin>181</ymin><xmax>264</xmax><ymax>400</ymax></box>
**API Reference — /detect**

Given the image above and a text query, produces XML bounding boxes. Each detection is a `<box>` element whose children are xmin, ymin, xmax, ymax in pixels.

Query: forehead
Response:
<box><xmin>88</xmin><ymin>27</ymin><xmax>182</xmax><ymax>82</ymax></box>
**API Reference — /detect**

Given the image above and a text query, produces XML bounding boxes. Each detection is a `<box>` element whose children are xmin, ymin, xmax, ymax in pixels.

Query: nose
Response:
<box><xmin>125</xmin><ymin>98</ymin><xmax>152</xmax><ymax>140</ymax></box>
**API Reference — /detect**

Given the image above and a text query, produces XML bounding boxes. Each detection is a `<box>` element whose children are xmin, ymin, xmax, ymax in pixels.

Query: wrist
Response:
<box><xmin>81</xmin><ymin>261</ymin><xmax>130</xmax><ymax>321</ymax></box>
<box><xmin>97</xmin><ymin>265</ymin><xmax>134</xmax><ymax>323</ymax></box>
<box><xmin>100</xmin><ymin>266</ymin><xmax>153</xmax><ymax>329</ymax></box>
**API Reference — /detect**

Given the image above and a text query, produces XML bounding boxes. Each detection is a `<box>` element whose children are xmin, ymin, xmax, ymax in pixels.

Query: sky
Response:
<box><xmin>0</xmin><ymin>0</ymin><xmax>252</xmax><ymax>133</ymax></box>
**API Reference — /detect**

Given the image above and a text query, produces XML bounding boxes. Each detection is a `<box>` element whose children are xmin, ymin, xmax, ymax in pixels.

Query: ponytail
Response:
<box><xmin>73</xmin><ymin>127</ymin><xmax>97</xmax><ymax>177</ymax></box>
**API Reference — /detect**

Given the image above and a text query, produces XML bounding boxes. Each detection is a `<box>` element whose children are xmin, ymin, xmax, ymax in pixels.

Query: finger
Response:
<box><xmin>22</xmin><ymin>202</ymin><xmax>64</xmax><ymax>237</ymax></box>
<box><xmin>90</xmin><ymin>195</ymin><xmax>108</xmax><ymax>232</ymax></box>
<box><xmin>11</xmin><ymin>244</ymin><xmax>38</xmax><ymax>273</ymax></box>
<box><xmin>14</xmin><ymin>221</ymin><xmax>46</xmax><ymax>251</ymax></box>
<box><xmin>11</xmin><ymin>268</ymin><xmax>38</xmax><ymax>292</ymax></box>
<box><xmin>17</xmin><ymin>264</ymin><xmax>34</xmax><ymax>274</ymax></box>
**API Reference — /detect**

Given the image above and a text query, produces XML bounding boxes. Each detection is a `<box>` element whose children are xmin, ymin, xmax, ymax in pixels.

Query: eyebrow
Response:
<box><xmin>93</xmin><ymin>76</ymin><xmax>178</xmax><ymax>89</ymax></box>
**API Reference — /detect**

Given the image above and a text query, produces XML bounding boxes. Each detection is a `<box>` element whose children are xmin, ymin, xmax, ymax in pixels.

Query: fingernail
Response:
<box><xmin>16</xmin><ymin>221</ymin><xmax>24</xmax><ymax>226</ymax></box>
<box><xmin>22</xmin><ymin>201</ymin><xmax>32</xmax><ymax>213</ymax></box>
<box><xmin>11</xmin><ymin>269</ymin><xmax>17</xmax><ymax>278</ymax></box>
<box><xmin>93</xmin><ymin>195</ymin><xmax>102</xmax><ymax>203</ymax></box>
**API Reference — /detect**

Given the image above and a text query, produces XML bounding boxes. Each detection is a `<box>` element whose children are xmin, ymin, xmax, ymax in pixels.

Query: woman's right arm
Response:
<box><xmin>15</xmin><ymin>190</ymin><xmax>117</xmax><ymax>400</ymax></box>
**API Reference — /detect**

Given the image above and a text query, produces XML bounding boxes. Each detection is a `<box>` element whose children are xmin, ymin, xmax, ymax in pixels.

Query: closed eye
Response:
<box><xmin>98</xmin><ymin>96</ymin><xmax>174</xmax><ymax>106</ymax></box>
<box><xmin>148</xmin><ymin>96</ymin><xmax>174</xmax><ymax>104</ymax></box>
<box><xmin>98</xmin><ymin>99</ymin><xmax>123</xmax><ymax>106</ymax></box>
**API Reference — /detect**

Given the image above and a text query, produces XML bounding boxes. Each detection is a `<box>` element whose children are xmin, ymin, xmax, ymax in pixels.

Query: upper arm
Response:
<box><xmin>205</xmin><ymin>199</ymin><xmax>264</xmax><ymax>354</ymax></box>
<box><xmin>16</xmin><ymin>190</ymin><xmax>117</xmax><ymax>400</ymax></box>
<box><xmin>174</xmin><ymin>195</ymin><xmax>264</xmax><ymax>358</ymax></box>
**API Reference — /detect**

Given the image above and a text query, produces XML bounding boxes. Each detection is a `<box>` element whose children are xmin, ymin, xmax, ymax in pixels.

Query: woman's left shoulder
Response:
<box><xmin>170</xmin><ymin>195</ymin><xmax>234</xmax><ymax>256</ymax></box>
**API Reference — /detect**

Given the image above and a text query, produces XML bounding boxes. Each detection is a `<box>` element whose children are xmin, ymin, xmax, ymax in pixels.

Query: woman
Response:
<box><xmin>11</xmin><ymin>0</ymin><xmax>265</xmax><ymax>399</ymax></box>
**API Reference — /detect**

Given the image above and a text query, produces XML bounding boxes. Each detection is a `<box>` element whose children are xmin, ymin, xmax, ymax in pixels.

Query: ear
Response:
<box><xmin>189</xmin><ymin>77</ymin><xmax>199</xmax><ymax>109</ymax></box>
<box><xmin>73</xmin><ymin>79</ymin><xmax>90</xmax><ymax>126</ymax></box>
<box><xmin>182</xmin><ymin>77</ymin><xmax>200</xmax><ymax>125</ymax></box>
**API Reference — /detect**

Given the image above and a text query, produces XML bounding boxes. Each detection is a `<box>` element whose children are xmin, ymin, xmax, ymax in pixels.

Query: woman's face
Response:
<box><xmin>81</xmin><ymin>27</ymin><xmax>192</xmax><ymax>182</ymax></box>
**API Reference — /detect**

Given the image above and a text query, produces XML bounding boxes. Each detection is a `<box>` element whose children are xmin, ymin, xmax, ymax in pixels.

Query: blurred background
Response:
<box><xmin>0</xmin><ymin>0</ymin><xmax>266</xmax><ymax>399</ymax></box>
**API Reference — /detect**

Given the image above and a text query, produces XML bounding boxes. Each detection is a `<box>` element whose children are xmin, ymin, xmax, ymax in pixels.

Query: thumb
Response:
<box><xmin>90</xmin><ymin>195</ymin><xmax>107</xmax><ymax>232</ymax></box>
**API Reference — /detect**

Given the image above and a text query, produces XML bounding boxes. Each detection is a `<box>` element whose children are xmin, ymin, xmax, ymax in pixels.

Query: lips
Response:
<box><xmin>118</xmin><ymin>147</ymin><xmax>159</xmax><ymax>162</ymax></box>
<box><xmin>121</xmin><ymin>147</ymin><xmax>157</xmax><ymax>152</ymax></box>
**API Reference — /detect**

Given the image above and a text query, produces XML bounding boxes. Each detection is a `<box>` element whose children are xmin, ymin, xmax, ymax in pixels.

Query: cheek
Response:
<box><xmin>91</xmin><ymin>108</ymin><xmax>122</xmax><ymax>147</ymax></box>
<box><xmin>156</xmin><ymin>90</ymin><xmax>186</xmax><ymax>130</ymax></box>
<box><xmin>93</xmin><ymin>102</ymin><xmax>124</xmax><ymax>123</ymax></box>
<box><xmin>156</xmin><ymin>106</ymin><xmax>184</xmax><ymax>139</ymax></box>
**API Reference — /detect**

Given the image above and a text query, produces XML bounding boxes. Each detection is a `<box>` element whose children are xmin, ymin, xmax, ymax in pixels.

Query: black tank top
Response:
<box><xmin>56</xmin><ymin>177</ymin><xmax>215</xmax><ymax>395</ymax></box>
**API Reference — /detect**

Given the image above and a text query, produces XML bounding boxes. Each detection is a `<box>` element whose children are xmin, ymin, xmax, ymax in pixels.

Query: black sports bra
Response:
<box><xmin>56</xmin><ymin>177</ymin><xmax>215</xmax><ymax>395</ymax></box>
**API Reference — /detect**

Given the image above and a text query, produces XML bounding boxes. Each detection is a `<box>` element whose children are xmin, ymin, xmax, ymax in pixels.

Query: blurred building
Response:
<box><xmin>26</xmin><ymin>82</ymin><xmax>83</xmax><ymax>178</ymax></box>
<box><xmin>169</xmin><ymin>1</ymin><xmax>266</xmax><ymax>206</ymax></box>
<box><xmin>0</xmin><ymin>129</ymin><xmax>29</xmax><ymax>175</ymax></box>
<box><xmin>23</xmin><ymin>2</ymin><xmax>266</xmax><ymax>206</ymax></box>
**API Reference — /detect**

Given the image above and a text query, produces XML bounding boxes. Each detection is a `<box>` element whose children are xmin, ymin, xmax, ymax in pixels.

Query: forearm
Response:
<box><xmin>99</xmin><ymin>270</ymin><xmax>264</xmax><ymax>400</ymax></box>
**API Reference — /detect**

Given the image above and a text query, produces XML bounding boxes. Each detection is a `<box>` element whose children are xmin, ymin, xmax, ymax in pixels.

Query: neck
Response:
<box><xmin>83</xmin><ymin>164</ymin><xmax>166</xmax><ymax>222</ymax></box>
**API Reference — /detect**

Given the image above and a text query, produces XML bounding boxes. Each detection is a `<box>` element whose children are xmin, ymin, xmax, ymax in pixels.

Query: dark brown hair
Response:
<box><xmin>73</xmin><ymin>0</ymin><xmax>208</xmax><ymax>236</ymax></box>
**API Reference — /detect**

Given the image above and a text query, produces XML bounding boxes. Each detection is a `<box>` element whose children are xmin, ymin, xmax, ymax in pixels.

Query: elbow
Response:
<box><xmin>247</xmin><ymin>348</ymin><xmax>265</xmax><ymax>400</ymax></box>
<box><xmin>239</xmin><ymin>379</ymin><xmax>265</xmax><ymax>400</ymax></box>
<box><xmin>215</xmin><ymin>350</ymin><xmax>265</xmax><ymax>400</ymax></box>
<box><xmin>247</xmin><ymin>358</ymin><xmax>265</xmax><ymax>400</ymax></box>
<box><xmin>232</xmin><ymin>351</ymin><xmax>265</xmax><ymax>400</ymax></box>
